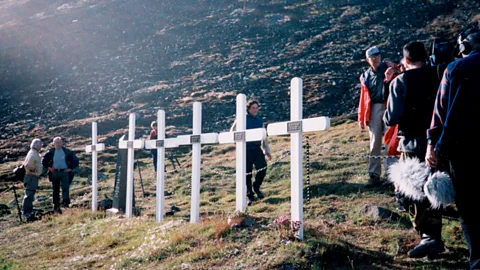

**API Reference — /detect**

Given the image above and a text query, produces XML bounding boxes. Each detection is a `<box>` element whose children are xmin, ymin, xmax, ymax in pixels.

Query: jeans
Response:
<box><xmin>246</xmin><ymin>147</ymin><xmax>267</xmax><ymax>199</ymax></box>
<box><xmin>22</xmin><ymin>174</ymin><xmax>38</xmax><ymax>216</ymax></box>
<box><xmin>52</xmin><ymin>171</ymin><xmax>70</xmax><ymax>208</ymax></box>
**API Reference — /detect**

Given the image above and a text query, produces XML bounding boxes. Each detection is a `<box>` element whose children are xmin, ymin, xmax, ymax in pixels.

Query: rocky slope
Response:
<box><xmin>0</xmin><ymin>0</ymin><xmax>478</xmax><ymax>164</ymax></box>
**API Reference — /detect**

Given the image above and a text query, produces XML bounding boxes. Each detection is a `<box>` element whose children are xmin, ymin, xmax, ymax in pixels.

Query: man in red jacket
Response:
<box><xmin>358</xmin><ymin>46</ymin><xmax>397</xmax><ymax>187</ymax></box>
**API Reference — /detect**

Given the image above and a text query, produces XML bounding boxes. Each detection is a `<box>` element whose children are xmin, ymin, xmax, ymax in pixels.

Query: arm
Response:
<box><xmin>383</xmin><ymin>76</ymin><xmax>405</xmax><ymax>127</ymax></box>
<box><xmin>426</xmin><ymin>68</ymin><xmax>450</xmax><ymax>168</ymax></box>
<box><xmin>229</xmin><ymin>119</ymin><xmax>237</xmax><ymax>132</ymax></box>
<box><xmin>23</xmin><ymin>151</ymin><xmax>35</xmax><ymax>173</ymax></box>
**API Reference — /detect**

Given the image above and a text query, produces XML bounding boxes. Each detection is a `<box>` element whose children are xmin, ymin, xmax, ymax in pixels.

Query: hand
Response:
<box><xmin>266</xmin><ymin>153</ymin><xmax>272</xmax><ymax>160</ymax></box>
<box><xmin>425</xmin><ymin>145</ymin><xmax>437</xmax><ymax>168</ymax></box>
<box><xmin>48</xmin><ymin>167</ymin><xmax>54</xmax><ymax>173</ymax></box>
<box><xmin>64</xmin><ymin>168</ymin><xmax>72</xmax><ymax>173</ymax></box>
<box><xmin>385</xmin><ymin>67</ymin><xmax>396</xmax><ymax>82</ymax></box>
<box><xmin>359</xmin><ymin>122</ymin><xmax>367</xmax><ymax>130</ymax></box>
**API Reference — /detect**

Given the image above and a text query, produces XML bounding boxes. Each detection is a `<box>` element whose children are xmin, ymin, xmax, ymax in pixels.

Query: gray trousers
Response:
<box><xmin>368</xmin><ymin>103</ymin><xmax>388</xmax><ymax>177</ymax></box>
<box><xmin>22</xmin><ymin>174</ymin><xmax>39</xmax><ymax>216</ymax></box>
<box><xmin>52</xmin><ymin>171</ymin><xmax>70</xmax><ymax>208</ymax></box>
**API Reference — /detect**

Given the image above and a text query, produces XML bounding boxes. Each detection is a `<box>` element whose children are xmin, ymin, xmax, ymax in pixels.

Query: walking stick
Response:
<box><xmin>12</xmin><ymin>184</ymin><xmax>23</xmax><ymax>223</ymax></box>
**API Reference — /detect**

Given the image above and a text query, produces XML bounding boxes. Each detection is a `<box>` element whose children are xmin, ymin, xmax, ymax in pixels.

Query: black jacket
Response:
<box><xmin>42</xmin><ymin>147</ymin><xmax>79</xmax><ymax>182</ymax></box>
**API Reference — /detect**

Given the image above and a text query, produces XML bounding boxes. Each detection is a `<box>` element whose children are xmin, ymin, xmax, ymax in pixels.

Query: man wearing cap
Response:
<box><xmin>426</xmin><ymin>25</ymin><xmax>480</xmax><ymax>269</ymax></box>
<box><xmin>358</xmin><ymin>46</ymin><xmax>398</xmax><ymax>187</ymax></box>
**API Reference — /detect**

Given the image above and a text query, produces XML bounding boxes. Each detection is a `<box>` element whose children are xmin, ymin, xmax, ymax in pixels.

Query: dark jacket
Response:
<box><xmin>384</xmin><ymin>66</ymin><xmax>440</xmax><ymax>157</ymax></box>
<box><xmin>42</xmin><ymin>147</ymin><xmax>80</xmax><ymax>182</ymax></box>
<box><xmin>427</xmin><ymin>49</ymin><xmax>480</xmax><ymax>158</ymax></box>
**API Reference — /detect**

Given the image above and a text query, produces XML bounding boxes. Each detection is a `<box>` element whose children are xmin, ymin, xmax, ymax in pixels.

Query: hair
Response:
<box><xmin>151</xmin><ymin>121</ymin><xmax>157</xmax><ymax>128</ymax></box>
<box><xmin>467</xmin><ymin>31</ymin><xmax>480</xmax><ymax>48</ymax></box>
<box><xmin>403</xmin><ymin>41</ymin><xmax>428</xmax><ymax>63</ymax></box>
<box><xmin>30</xmin><ymin>139</ymin><xmax>42</xmax><ymax>149</ymax></box>
<box><xmin>246</xmin><ymin>100</ymin><xmax>260</xmax><ymax>111</ymax></box>
<box><xmin>53</xmin><ymin>137</ymin><xmax>62</xmax><ymax>144</ymax></box>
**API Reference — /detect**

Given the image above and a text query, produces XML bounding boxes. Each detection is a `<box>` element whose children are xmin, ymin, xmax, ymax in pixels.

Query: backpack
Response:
<box><xmin>13</xmin><ymin>164</ymin><xmax>26</xmax><ymax>182</ymax></box>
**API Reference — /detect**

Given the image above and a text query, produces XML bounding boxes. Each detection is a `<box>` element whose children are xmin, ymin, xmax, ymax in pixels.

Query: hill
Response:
<box><xmin>0</xmin><ymin>0</ymin><xmax>479</xmax><ymax>164</ymax></box>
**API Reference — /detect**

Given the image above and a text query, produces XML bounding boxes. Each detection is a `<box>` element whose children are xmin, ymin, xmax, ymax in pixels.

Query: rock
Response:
<box><xmin>359</xmin><ymin>204</ymin><xmax>401</xmax><ymax>221</ymax></box>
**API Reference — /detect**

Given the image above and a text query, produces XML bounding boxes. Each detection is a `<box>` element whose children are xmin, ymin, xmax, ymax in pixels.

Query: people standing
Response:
<box><xmin>358</xmin><ymin>46</ymin><xmax>397</xmax><ymax>187</ymax></box>
<box><xmin>22</xmin><ymin>139</ymin><xmax>43</xmax><ymax>222</ymax></box>
<box><xmin>42</xmin><ymin>137</ymin><xmax>79</xmax><ymax>213</ymax></box>
<box><xmin>384</xmin><ymin>41</ymin><xmax>445</xmax><ymax>258</ymax></box>
<box><xmin>425</xmin><ymin>27</ymin><xmax>480</xmax><ymax>269</ymax></box>
<box><xmin>149</xmin><ymin>121</ymin><xmax>158</xmax><ymax>172</ymax></box>
<box><xmin>230</xmin><ymin>100</ymin><xmax>272</xmax><ymax>205</ymax></box>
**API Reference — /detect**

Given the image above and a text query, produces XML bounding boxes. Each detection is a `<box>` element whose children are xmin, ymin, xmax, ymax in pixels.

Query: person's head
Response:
<box><xmin>403</xmin><ymin>41</ymin><xmax>428</xmax><ymax>68</ymax></box>
<box><xmin>53</xmin><ymin>137</ymin><xmax>63</xmax><ymax>150</ymax></box>
<box><xmin>459</xmin><ymin>30</ymin><xmax>480</xmax><ymax>57</ymax></box>
<box><xmin>30</xmin><ymin>139</ymin><xmax>42</xmax><ymax>151</ymax></box>
<box><xmin>151</xmin><ymin>121</ymin><xmax>157</xmax><ymax>131</ymax></box>
<box><xmin>246</xmin><ymin>100</ymin><xmax>260</xmax><ymax>116</ymax></box>
<box><xmin>365</xmin><ymin>46</ymin><xmax>382</xmax><ymax>70</ymax></box>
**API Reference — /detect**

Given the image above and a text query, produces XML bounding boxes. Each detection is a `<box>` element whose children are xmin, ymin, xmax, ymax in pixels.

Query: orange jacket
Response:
<box><xmin>358</xmin><ymin>62</ymin><xmax>400</xmax><ymax>126</ymax></box>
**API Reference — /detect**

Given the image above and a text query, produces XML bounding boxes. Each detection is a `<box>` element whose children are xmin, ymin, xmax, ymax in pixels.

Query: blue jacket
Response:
<box><xmin>427</xmin><ymin>49</ymin><xmax>480</xmax><ymax>158</ymax></box>
<box><xmin>246</xmin><ymin>113</ymin><xmax>264</xmax><ymax>150</ymax></box>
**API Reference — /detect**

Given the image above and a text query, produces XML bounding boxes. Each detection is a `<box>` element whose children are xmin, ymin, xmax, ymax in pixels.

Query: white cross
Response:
<box><xmin>218</xmin><ymin>93</ymin><xmax>267</xmax><ymax>212</ymax></box>
<box><xmin>176</xmin><ymin>102</ymin><xmax>219</xmax><ymax>223</ymax></box>
<box><xmin>85</xmin><ymin>122</ymin><xmax>105</xmax><ymax>212</ymax></box>
<box><xmin>266</xmin><ymin>77</ymin><xmax>330</xmax><ymax>240</ymax></box>
<box><xmin>144</xmin><ymin>110</ymin><xmax>179</xmax><ymax>222</ymax></box>
<box><xmin>118</xmin><ymin>113</ymin><xmax>145</xmax><ymax>218</ymax></box>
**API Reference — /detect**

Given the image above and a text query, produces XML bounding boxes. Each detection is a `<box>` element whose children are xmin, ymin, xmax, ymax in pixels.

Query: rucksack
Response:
<box><xmin>13</xmin><ymin>164</ymin><xmax>26</xmax><ymax>182</ymax></box>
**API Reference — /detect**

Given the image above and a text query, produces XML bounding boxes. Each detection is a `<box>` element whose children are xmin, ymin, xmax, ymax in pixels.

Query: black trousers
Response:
<box><xmin>52</xmin><ymin>171</ymin><xmax>70</xmax><ymax>208</ymax></box>
<box><xmin>449</xmin><ymin>158</ymin><xmax>480</xmax><ymax>269</ymax></box>
<box><xmin>246</xmin><ymin>148</ymin><xmax>267</xmax><ymax>199</ymax></box>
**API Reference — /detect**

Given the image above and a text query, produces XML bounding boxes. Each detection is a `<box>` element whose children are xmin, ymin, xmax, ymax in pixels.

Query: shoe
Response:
<box><xmin>25</xmin><ymin>215</ymin><xmax>36</xmax><ymax>223</ymax></box>
<box><xmin>407</xmin><ymin>237</ymin><xmax>445</xmax><ymax>258</ymax></box>
<box><xmin>254</xmin><ymin>188</ymin><xmax>264</xmax><ymax>199</ymax></box>
<box><xmin>53</xmin><ymin>208</ymin><xmax>62</xmax><ymax>214</ymax></box>
<box><xmin>366</xmin><ymin>175</ymin><xmax>382</xmax><ymax>188</ymax></box>
<box><xmin>247</xmin><ymin>197</ymin><xmax>255</xmax><ymax>206</ymax></box>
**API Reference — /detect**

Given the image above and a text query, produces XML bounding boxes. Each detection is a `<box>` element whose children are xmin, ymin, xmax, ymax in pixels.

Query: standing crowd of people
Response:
<box><xmin>358</xmin><ymin>22</ymin><xmax>480</xmax><ymax>268</ymax></box>
<box><xmin>20</xmin><ymin>137</ymin><xmax>79</xmax><ymax>222</ymax></box>
<box><xmin>13</xmin><ymin>17</ymin><xmax>479</xmax><ymax>269</ymax></box>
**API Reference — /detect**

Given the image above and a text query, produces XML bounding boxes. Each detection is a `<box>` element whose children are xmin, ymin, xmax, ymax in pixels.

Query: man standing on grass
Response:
<box><xmin>42</xmin><ymin>137</ymin><xmax>79</xmax><ymax>213</ymax></box>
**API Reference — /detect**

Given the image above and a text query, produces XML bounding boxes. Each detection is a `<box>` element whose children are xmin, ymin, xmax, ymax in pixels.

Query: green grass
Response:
<box><xmin>0</xmin><ymin>120</ymin><xmax>470</xmax><ymax>269</ymax></box>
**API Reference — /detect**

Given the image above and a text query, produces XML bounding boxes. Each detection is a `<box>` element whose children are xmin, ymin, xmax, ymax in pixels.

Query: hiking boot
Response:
<box><xmin>53</xmin><ymin>207</ymin><xmax>62</xmax><ymax>214</ymax></box>
<box><xmin>25</xmin><ymin>215</ymin><xmax>36</xmax><ymax>223</ymax></box>
<box><xmin>254</xmin><ymin>188</ymin><xmax>265</xmax><ymax>199</ymax></box>
<box><xmin>366</xmin><ymin>175</ymin><xmax>382</xmax><ymax>188</ymax></box>
<box><xmin>407</xmin><ymin>236</ymin><xmax>445</xmax><ymax>258</ymax></box>
<box><xmin>247</xmin><ymin>197</ymin><xmax>255</xmax><ymax>206</ymax></box>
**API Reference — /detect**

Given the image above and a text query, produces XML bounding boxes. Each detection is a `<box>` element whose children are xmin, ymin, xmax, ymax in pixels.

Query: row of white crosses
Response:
<box><xmin>85</xmin><ymin>77</ymin><xmax>330</xmax><ymax>240</ymax></box>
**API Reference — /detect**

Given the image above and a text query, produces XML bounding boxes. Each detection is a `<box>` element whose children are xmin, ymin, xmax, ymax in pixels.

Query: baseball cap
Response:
<box><xmin>366</xmin><ymin>46</ymin><xmax>381</xmax><ymax>58</ymax></box>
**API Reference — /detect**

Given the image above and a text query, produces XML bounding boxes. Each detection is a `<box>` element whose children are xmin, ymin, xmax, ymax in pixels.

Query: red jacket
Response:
<box><xmin>358</xmin><ymin>75</ymin><xmax>371</xmax><ymax>126</ymax></box>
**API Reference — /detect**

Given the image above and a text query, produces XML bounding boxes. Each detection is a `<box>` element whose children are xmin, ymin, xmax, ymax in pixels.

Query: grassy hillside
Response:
<box><xmin>0</xmin><ymin>119</ymin><xmax>469</xmax><ymax>269</ymax></box>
